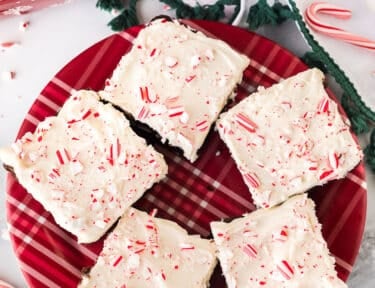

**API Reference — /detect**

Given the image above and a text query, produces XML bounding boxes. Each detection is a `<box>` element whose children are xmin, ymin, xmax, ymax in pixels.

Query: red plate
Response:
<box><xmin>6</xmin><ymin>20</ymin><xmax>366</xmax><ymax>287</ymax></box>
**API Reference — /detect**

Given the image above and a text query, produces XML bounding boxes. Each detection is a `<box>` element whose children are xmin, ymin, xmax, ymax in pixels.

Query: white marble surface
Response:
<box><xmin>0</xmin><ymin>0</ymin><xmax>374</xmax><ymax>287</ymax></box>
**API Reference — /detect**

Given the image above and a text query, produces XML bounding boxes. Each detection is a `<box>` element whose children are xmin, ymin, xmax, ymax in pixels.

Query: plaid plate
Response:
<box><xmin>5</xmin><ymin>20</ymin><xmax>366</xmax><ymax>288</ymax></box>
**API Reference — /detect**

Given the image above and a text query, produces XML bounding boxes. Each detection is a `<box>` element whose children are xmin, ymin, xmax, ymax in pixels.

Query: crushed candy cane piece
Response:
<box><xmin>0</xmin><ymin>279</ymin><xmax>15</xmax><ymax>288</ymax></box>
<box><xmin>1</xmin><ymin>71</ymin><xmax>16</xmax><ymax>81</ymax></box>
<box><xmin>19</xmin><ymin>20</ymin><xmax>30</xmax><ymax>32</ymax></box>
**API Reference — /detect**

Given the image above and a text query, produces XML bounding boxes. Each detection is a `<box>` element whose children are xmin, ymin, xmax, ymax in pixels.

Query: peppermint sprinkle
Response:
<box><xmin>137</xmin><ymin>105</ymin><xmax>150</xmax><ymax>120</ymax></box>
<box><xmin>149</xmin><ymin>48</ymin><xmax>159</xmax><ymax>57</ymax></box>
<box><xmin>328</xmin><ymin>151</ymin><xmax>340</xmax><ymax>169</ymax></box>
<box><xmin>19</xmin><ymin>20</ymin><xmax>30</xmax><ymax>32</ymax></box>
<box><xmin>168</xmin><ymin>105</ymin><xmax>184</xmax><ymax>118</ymax></box>
<box><xmin>317</xmin><ymin>97</ymin><xmax>329</xmax><ymax>113</ymax></box>
<box><xmin>243</xmin><ymin>172</ymin><xmax>260</xmax><ymax>189</ymax></box>
<box><xmin>277</xmin><ymin>260</ymin><xmax>294</xmax><ymax>280</ymax></box>
<box><xmin>319</xmin><ymin>170</ymin><xmax>334</xmax><ymax>181</ymax></box>
<box><xmin>2</xmin><ymin>71</ymin><xmax>16</xmax><ymax>81</ymax></box>
<box><xmin>273</xmin><ymin>229</ymin><xmax>288</xmax><ymax>242</ymax></box>
<box><xmin>243</xmin><ymin>243</ymin><xmax>257</xmax><ymax>258</ymax></box>
<box><xmin>112</xmin><ymin>255</ymin><xmax>123</xmax><ymax>267</ymax></box>
<box><xmin>185</xmin><ymin>75</ymin><xmax>196</xmax><ymax>83</ymax></box>
<box><xmin>165</xmin><ymin>56</ymin><xmax>178</xmax><ymax>68</ymax></box>
<box><xmin>56</xmin><ymin>148</ymin><xmax>71</xmax><ymax>165</ymax></box>
<box><xmin>108</xmin><ymin>138</ymin><xmax>121</xmax><ymax>166</ymax></box>
<box><xmin>180</xmin><ymin>243</ymin><xmax>195</xmax><ymax>250</ymax></box>
<box><xmin>235</xmin><ymin>113</ymin><xmax>258</xmax><ymax>133</ymax></box>
<box><xmin>196</xmin><ymin>120</ymin><xmax>209</xmax><ymax>131</ymax></box>
<box><xmin>1</xmin><ymin>41</ymin><xmax>20</xmax><ymax>50</ymax></box>
<box><xmin>191</xmin><ymin>55</ymin><xmax>201</xmax><ymax>67</ymax></box>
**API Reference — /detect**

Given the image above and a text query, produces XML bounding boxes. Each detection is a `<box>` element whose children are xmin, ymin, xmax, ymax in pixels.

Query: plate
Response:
<box><xmin>5</xmin><ymin>20</ymin><xmax>366</xmax><ymax>287</ymax></box>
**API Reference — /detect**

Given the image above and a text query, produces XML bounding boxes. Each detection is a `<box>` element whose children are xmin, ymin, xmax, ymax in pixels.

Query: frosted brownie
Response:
<box><xmin>101</xmin><ymin>19</ymin><xmax>250</xmax><ymax>162</ymax></box>
<box><xmin>0</xmin><ymin>90</ymin><xmax>167</xmax><ymax>243</ymax></box>
<box><xmin>216</xmin><ymin>68</ymin><xmax>362</xmax><ymax>208</ymax></box>
<box><xmin>78</xmin><ymin>208</ymin><xmax>217</xmax><ymax>287</ymax></box>
<box><xmin>211</xmin><ymin>194</ymin><xmax>347</xmax><ymax>288</ymax></box>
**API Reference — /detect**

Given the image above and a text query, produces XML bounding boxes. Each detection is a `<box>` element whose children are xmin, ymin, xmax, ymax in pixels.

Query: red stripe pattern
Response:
<box><xmin>5</xmin><ymin>20</ymin><xmax>365</xmax><ymax>287</ymax></box>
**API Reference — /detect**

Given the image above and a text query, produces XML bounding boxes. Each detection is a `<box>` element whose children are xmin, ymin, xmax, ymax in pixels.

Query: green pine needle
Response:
<box><xmin>96</xmin><ymin>0</ymin><xmax>124</xmax><ymax>11</ymax></box>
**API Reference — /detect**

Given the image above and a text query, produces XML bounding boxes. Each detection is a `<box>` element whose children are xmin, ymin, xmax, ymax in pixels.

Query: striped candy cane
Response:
<box><xmin>0</xmin><ymin>280</ymin><xmax>15</xmax><ymax>288</ymax></box>
<box><xmin>304</xmin><ymin>2</ymin><xmax>375</xmax><ymax>51</ymax></box>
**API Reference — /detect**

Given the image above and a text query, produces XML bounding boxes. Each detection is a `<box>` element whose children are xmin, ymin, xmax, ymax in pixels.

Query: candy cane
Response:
<box><xmin>0</xmin><ymin>280</ymin><xmax>15</xmax><ymax>288</ymax></box>
<box><xmin>304</xmin><ymin>2</ymin><xmax>375</xmax><ymax>51</ymax></box>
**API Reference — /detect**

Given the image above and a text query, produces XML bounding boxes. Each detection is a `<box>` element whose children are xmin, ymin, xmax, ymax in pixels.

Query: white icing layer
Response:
<box><xmin>79</xmin><ymin>208</ymin><xmax>217</xmax><ymax>288</ymax></box>
<box><xmin>0</xmin><ymin>90</ymin><xmax>168</xmax><ymax>243</ymax></box>
<box><xmin>211</xmin><ymin>194</ymin><xmax>347</xmax><ymax>288</ymax></box>
<box><xmin>216</xmin><ymin>68</ymin><xmax>362</xmax><ymax>208</ymax></box>
<box><xmin>101</xmin><ymin>19</ymin><xmax>250</xmax><ymax>162</ymax></box>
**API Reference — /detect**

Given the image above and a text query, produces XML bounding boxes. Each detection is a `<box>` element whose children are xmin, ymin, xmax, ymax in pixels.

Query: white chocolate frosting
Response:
<box><xmin>0</xmin><ymin>90</ymin><xmax>168</xmax><ymax>243</ymax></box>
<box><xmin>211</xmin><ymin>194</ymin><xmax>347</xmax><ymax>288</ymax></box>
<box><xmin>101</xmin><ymin>19</ymin><xmax>250</xmax><ymax>162</ymax></box>
<box><xmin>78</xmin><ymin>208</ymin><xmax>217</xmax><ymax>288</ymax></box>
<box><xmin>216</xmin><ymin>68</ymin><xmax>362</xmax><ymax>208</ymax></box>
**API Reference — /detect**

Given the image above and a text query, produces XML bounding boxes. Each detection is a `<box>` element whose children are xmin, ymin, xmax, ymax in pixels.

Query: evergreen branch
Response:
<box><xmin>96</xmin><ymin>0</ymin><xmax>124</xmax><ymax>11</ymax></box>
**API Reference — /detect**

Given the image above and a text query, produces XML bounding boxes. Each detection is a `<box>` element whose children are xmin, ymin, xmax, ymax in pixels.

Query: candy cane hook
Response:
<box><xmin>304</xmin><ymin>2</ymin><xmax>375</xmax><ymax>51</ymax></box>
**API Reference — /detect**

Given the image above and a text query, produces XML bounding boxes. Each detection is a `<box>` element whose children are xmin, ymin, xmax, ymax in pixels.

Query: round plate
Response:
<box><xmin>6</xmin><ymin>20</ymin><xmax>366</xmax><ymax>287</ymax></box>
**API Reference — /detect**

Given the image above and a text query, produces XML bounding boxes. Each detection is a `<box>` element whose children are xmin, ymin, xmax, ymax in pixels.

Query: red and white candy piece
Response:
<box><xmin>243</xmin><ymin>243</ymin><xmax>258</xmax><ymax>258</ymax></box>
<box><xmin>112</xmin><ymin>255</ymin><xmax>123</xmax><ymax>267</ymax></box>
<box><xmin>139</xmin><ymin>86</ymin><xmax>157</xmax><ymax>103</ymax></box>
<box><xmin>0</xmin><ymin>280</ymin><xmax>15</xmax><ymax>288</ymax></box>
<box><xmin>243</xmin><ymin>172</ymin><xmax>260</xmax><ymax>189</ymax></box>
<box><xmin>317</xmin><ymin>97</ymin><xmax>330</xmax><ymax>113</ymax></box>
<box><xmin>19</xmin><ymin>20</ymin><xmax>30</xmax><ymax>31</ymax></box>
<box><xmin>196</xmin><ymin>119</ymin><xmax>209</xmax><ymax>132</ymax></box>
<box><xmin>137</xmin><ymin>105</ymin><xmax>150</xmax><ymax>120</ymax></box>
<box><xmin>180</xmin><ymin>243</ymin><xmax>195</xmax><ymax>251</ymax></box>
<box><xmin>235</xmin><ymin>112</ymin><xmax>258</xmax><ymax>133</ymax></box>
<box><xmin>1</xmin><ymin>71</ymin><xmax>16</xmax><ymax>81</ymax></box>
<box><xmin>276</xmin><ymin>260</ymin><xmax>294</xmax><ymax>280</ymax></box>
<box><xmin>305</xmin><ymin>2</ymin><xmax>375</xmax><ymax>51</ymax></box>
<box><xmin>165</xmin><ymin>56</ymin><xmax>178</xmax><ymax>68</ymax></box>
<box><xmin>107</xmin><ymin>138</ymin><xmax>121</xmax><ymax>166</ymax></box>
<box><xmin>1</xmin><ymin>41</ymin><xmax>20</xmax><ymax>50</ymax></box>
<box><xmin>56</xmin><ymin>148</ymin><xmax>71</xmax><ymax>165</ymax></box>
<box><xmin>168</xmin><ymin>105</ymin><xmax>185</xmax><ymax>118</ymax></box>
<box><xmin>272</xmin><ymin>228</ymin><xmax>288</xmax><ymax>242</ymax></box>
<box><xmin>328</xmin><ymin>151</ymin><xmax>340</xmax><ymax>169</ymax></box>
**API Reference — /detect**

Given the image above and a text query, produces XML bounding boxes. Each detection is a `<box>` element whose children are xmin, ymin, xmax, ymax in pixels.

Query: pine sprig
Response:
<box><xmin>96</xmin><ymin>0</ymin><xmax>124</xmax><ymax>11</ymax></box>
<box><xmin>109</xmin><ymin>0</ymin><xmax>139</xmax><ymax>31</ymax></box>
<box><xmin>96</xmin><ymin>0</ymin><xmax>139</xmax><ymax>31</ymax></box>
<box><xmin>160</xmin><ymin>0</ymin><xmax>227</xmax><ymax>21</ymax></box>
<box><xmin>247</xmin><ymin>0</ymin><xmax>294</xmax><ymax>30</ymax></box>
